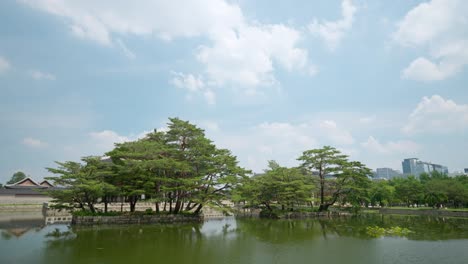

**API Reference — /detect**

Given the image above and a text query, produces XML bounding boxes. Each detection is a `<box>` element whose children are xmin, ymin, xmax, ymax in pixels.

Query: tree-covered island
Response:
<box><xmin>45</xmin><ymin>118</ymin><xmax>468</xmax><ymax>218</ymax></box>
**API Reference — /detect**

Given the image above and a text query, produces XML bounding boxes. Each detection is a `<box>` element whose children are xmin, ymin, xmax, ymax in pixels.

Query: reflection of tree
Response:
<box><xmin>42</xmin><ymin>223</ymin><xmax>210</xmax><ymax>264</ymax></box>
<box><xmin>239</xmin><ymin>215</ymin><xmax>468</xmax><ymax>242</ymax></box>
<box><xmin>236</xmin><ymin>218</ymin><xmax>322</xmax><ymax>243</ymax></box>
<box><xmin>1</xmin><ymin>230</ymin><xmax>13</xmax><ymax>240</ymax></box>
<box><xmin>36</xmin><ymin>216</ymin><xmax>468</xmax><ymax>263</ymax></box>
<box><xmin>317</xmin><ymin>214</ymin><xmax>468</xmax><ymax>241</ymax></box>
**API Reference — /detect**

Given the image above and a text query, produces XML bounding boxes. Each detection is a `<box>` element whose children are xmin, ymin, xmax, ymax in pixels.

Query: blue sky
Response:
<box><xmin>1</xmin><ymin>0</ymin><xmax>467</xmax><ymax>183</ymax></box>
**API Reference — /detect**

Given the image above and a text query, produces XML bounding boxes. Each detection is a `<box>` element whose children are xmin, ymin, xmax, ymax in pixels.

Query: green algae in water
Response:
<box><xmin>366</xmin><ymin>226</ymin><xmax>412</xmax><ymax>238</ymax></box>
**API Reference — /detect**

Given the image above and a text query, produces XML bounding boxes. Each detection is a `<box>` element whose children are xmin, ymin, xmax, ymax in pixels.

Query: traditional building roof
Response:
<box><xmin>4</xmin><ymin>177</ymin><xmax>56</xmax><ymax>189</ymax></box>
<box><xmin>5</xmin><ymin>177</ymin><xmax>45</xmax><ymax>189</ymax></box>
<box><xmin>39</xmin><ymin>180</ymin><xmax>54</xmax><ymax>188</ymax></box>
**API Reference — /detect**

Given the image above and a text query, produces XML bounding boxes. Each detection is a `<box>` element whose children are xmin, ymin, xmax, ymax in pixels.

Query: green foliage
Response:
<box><xmin>46</xmin><ymin>157</ymin><xmax>118</xmax><ymax>213</ymax></box>
<box><xmin>47</xmin><ymin>118</ymin><xmax>248</xmax><ymax>215</ymax></box>
<box><xmin>367</xmin><ymin>174</ymin><xmax>468</xmax><ymax>209</ymax></box>
<box><xmin>298</xmin><ymin>146</ymin><xmax>372</xmax><ymax>211</ymax></box>
<box><xmin>233</xmin><ymin>161</ymin><xmax>314</xmax><ymax>213</ymax></box>
<box><xmin>232</xmin><ymin>161</ymin><xmax>315</xmax><ymax>214</ymax></box>
<box><xmin>72</xmin><ymin>210</ymin><xmax>122</xmax><ymax>216</ymax></box>
<box><xmin>7</xmin><ymin>171</ymin><xmax>27</xmax><ymax>184</ymax></box>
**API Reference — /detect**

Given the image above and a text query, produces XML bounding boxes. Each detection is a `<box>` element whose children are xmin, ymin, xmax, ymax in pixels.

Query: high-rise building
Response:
<box><xmin>375</xmin><ymin>168</ymin><xmax>401</xmax><ymax>180</ymax></box>
<box><xmin>401</xmin><ymin>158</ymin><xmax>448</xmax><ymax>177</ymax></box>
<box><xmin>464</xmin><ymin>168</ymin><xmax>468</xmax><ymax>175</ymax></box>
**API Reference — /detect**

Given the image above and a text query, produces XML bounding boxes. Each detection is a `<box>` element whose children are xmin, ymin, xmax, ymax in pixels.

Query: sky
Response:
<box><xmin>0</xmin><ymin>0</ymin><xmax>467</xmax><ymax>183</ymax></box>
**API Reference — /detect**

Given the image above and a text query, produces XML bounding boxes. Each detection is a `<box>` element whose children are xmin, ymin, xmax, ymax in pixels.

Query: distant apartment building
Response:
<box><xmin>401</xmin><ymin>158</ymin><xmax>449</xmax><ymax>177</ymax></box>
<box><xmin>374</xmin><ymin>168</ymin><xmax>401</xmax><ymax>180</ymax></box>
<box><xmin>464</xmin><ymin>168</ymin><xmax>468</xmax><ymax>175</ymax></box>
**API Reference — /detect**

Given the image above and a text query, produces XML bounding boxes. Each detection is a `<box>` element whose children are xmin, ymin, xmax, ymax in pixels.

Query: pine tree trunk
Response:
<box><xmin>194</xmin><ymin>204</ymin><xmax>203</xmax><ymax>214</ymax></box>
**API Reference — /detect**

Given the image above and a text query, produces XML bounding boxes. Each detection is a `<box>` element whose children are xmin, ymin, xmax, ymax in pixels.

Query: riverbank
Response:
<box><xmin>379</xmin><ymin>208</ymin><xmax>468</xmax><ymax>217</ymax></box>
<box><xmin>72</xmin><ymin>213</ymin><xmax>204</xmax><ymax>225</ymax></box>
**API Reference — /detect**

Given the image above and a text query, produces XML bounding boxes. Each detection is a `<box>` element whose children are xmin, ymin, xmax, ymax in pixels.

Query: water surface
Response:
<box><xmin>1</xmin><ymin>214</ymin><xmax>468</xmax><ymax>264</ymax></box>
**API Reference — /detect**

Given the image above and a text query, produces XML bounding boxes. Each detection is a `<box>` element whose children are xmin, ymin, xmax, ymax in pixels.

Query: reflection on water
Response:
<box><xmin>1</xmin><ymin>214</ymin><xmax>468</xmax><ymax>264</ymax></box>
<box><xmin>0</xmin><ymin>210</ymin><xmax>72</xmax><ymax>239</ymax></box>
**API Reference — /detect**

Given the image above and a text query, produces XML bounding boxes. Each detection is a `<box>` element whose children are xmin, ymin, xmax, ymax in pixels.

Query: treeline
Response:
<box><xmin>233</xmin><ymin>146</ymin><xmax>373</xmax><ymax>212</ymax></box>
<box><xmin>46</xmin><ymin>118</ymin><xmax>468</xmax><ymax>215</ymax></box>
<box><xmin>232</xmin><ymin>147</ymin><xmax>468</xmax><ymax>213</ymax></box>
<box><xmin>47</xmin><ymin>118</ymin><xmax>249</xmax><ymax>214</ymax></box>
<box><xmin>369</xmin><ymin>172</ymin><xmax>468</xmax><ymax>208</ymax></box>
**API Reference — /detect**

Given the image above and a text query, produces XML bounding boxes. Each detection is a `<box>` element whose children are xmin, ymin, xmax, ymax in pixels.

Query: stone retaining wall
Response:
<box><xmin>0</xmin><ymin>204</ymin><xmax>43</xmax><ymax>212</ymax></box>
<box><xmin>72</xmin><ymin>214</ymin><xmax>204</xmax><ymax>225</ymax></box>
<box><xmin>279</xmin><ymin>211</ymin><xmax>350</xmax><ymax>219</ymax></box>
<box><xmin>379</xmin><ymin>208</ymin><xmax>468</xmax><ymax>217</ymax></box>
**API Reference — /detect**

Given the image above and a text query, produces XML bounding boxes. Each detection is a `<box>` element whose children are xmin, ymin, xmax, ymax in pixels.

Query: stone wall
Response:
<box><xmin>0</xmin><ymin>204</ymin><xmax>44</xmax><ymax>212</ymax></box>
<box><xmin>72</xmin><ymin>214</ymin><xmax>204</xmax><ymax>225</ymax></box>
<box><xmin>278</xmin><ymin>211</ymin><xmax>350</xmax><ymax>219</ymax></box>
<box><xmin>0</xmin><ymin>194</ymin><xmax>52</xmax><ymax>205</ymax></box>
<box><xmin>379</xmin><ymin>208</ymin><xmax>468</xmax><ymax>217</ymax></box>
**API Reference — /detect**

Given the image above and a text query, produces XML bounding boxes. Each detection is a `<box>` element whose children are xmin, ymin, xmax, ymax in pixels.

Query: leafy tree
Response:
<box><xmin>298</xmin><ymin>146</ymin><xmax>372</xmax><ymax>211</ymax></box>
<box><xmin>423</xmin><ymin>178</ymin><xmax>448</xmax><ymax>208</ymax></box>
<box><xmin>391</xmin><ymin>176</ymin><xmax>424</xmax><ymax>207</ymax></box>
<box><xmin>369</xmin><ymin>180</ymin><xmax>395</xmax><ymax>207</ymax></box>
<box><xmin>46</xmin><ymin>157</ymin><xmax>117</xmax><ymax>213</ymax></box>
<box><xmin>107</xmin><ymin>118</ymin><xmax>248</xmax><ymax>214</ymax></box>
<box><xmin>7</xmin><ymin>171</ymin><xmax>27</xmax><ymax>184</ymax></box>
<box><xmin>233</xmin><ymin>161</ymin><xmax>314</xmax><ymax>212</ymax></box>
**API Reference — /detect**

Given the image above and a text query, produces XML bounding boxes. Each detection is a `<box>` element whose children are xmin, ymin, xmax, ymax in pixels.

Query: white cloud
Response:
<box><xmin>171</xmin><ymin>72</ymin><xmax>205</xmax><ymax>92</ymax></box>
<box><xmin>402</xmin><ymin>95</ymin><xmax>468</xmax><ymax>134</ymax></box>
<box><xmin>30</xmin><ymin>70</ymin><xmax>56</xmax><ymax>80</ymax></box>
<box><xmin>394</xmin><ymin>0</ymin><xmax>468</xmax><ymax>81</ymax></box>
<box><xmin>308</xmin><ymin>0</ymin><xmax>357</xmax><ymax>50</ymax></box>
<box><xmin>20</xmin><ymin>0</ymin><xmax>314</xmax><ymax>101</ymax></box>
<box><xmin>205</xmin><ymin>119</ymin><xmax>359</xmax><ymax>172</ymax></box>
<box><xmin>402</xmin><ymin>57</ymin><xmax>450</xmax><ymax>81</ymax></box>
<box><xmin>22</xmin><ymin>137</ymin><xmax>48</xmax><ymax>148</ymax></box>
<box><xmin>0</xmin><ymin>56</ymin><xmax>10</xmax><ymax>73</ymax></box>
<box><xmin>197</xmin><ymin>23</ymin><xmax>311</xmax><ymax>88</ymax></box>
<box><xmin>170</xmin><ymin>72</ymin><xmax>215</xmax><ymax>104</ymax></box>
<box><xmin>319</xmin><ymin>120</ymin><xmax>354</xmax><ymax>145</ymax></box>
<box><xmin>361</xmin><ymin>136</ymin><xmax>420</xmax><ymax>155</ymax></box>
<box><xmin>88</xmin><ymin>130</ymin><xmax>150</xmax><ymax>153</ymax></box>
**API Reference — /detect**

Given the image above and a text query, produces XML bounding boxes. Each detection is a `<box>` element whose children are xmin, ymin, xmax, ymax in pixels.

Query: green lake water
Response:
<box><xmin>1</xmin><ymin>214</ymin><xmax>468</xmax><ymax>264</ymax></box>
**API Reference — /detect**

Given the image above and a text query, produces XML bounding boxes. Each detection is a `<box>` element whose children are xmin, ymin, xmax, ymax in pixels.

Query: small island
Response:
<box><xmin>39</xmin><ymin>118</ymin><xmax>468</xmax><ymax>225</ymax></box>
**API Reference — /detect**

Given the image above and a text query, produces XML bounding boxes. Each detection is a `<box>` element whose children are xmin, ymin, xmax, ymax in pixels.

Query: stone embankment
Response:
<box><xmin>278</xmin><ymin>211</ymin><xmax>350</xmax><ymax>219</ymax></box>
<box><xmin>0</xmin><ymin>204</ymin><xmax>43</xmax><ymax>212</ymax></box>
<box><xmin>72</xmin><ymin>214</ymin><xmax>203</xmax><ymax>225</ymax></box>
<box><xmin>379</xmin><ymin>208</ymin><xmax>468</xmax><ymax>218</ymax></box>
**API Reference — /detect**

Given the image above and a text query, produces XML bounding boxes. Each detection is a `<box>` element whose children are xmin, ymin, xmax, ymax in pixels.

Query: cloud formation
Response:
<box><xmin>361</xmin><ymin>136</ymin><xmax>419</xmax><ymax>155</ymax></box>
<box><xmin>394</xmin><ymin>0</ymin><xmax>468</xmax><ymax>81</ymax></box>
<box><xmin>30</xmin><ymin>70</ymin><xmax>56</xmax><ymax>80</ymax></box>
<box><xmin>22</xmin><ymin>137</ymin><xmax>48</xmax><ymax>148</ymax></box>
<box><xmin>20</xmin><ymin>0</ymin><xmax>314</xmax><ymax>101</ymax></box>
<box><xmin>402</xmin><ymin>95</ymin><xmax>468</xmax><ymax>134</ymax></box>
<box><xmin>308</xmin><ymin>0</ymin><xmax>357</xmax><ymax>51</ymax></box>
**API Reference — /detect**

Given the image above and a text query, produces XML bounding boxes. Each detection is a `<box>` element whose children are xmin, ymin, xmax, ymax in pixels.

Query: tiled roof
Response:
<box><xmin>5</xmin><ymin>177</ymin><xmax>40</xmax><ymax>188</ymax></box>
